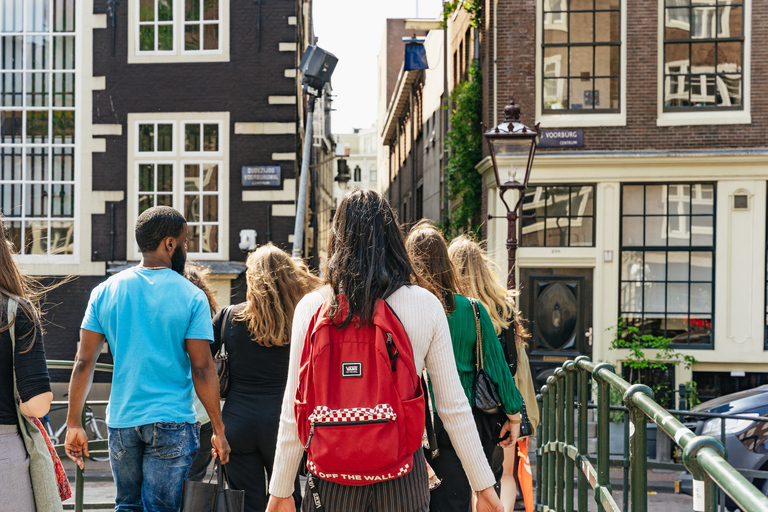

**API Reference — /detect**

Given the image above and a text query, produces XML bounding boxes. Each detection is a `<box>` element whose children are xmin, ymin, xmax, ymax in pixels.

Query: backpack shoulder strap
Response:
<box><xmin>218</xmin><ymin>305</ymin><xmax>232</xmax><ymax>355</ymax></box>
<box><xmin>7</xmin><ymin>298</ymin><xmax>18</xmax><ymax>396</ymax></box>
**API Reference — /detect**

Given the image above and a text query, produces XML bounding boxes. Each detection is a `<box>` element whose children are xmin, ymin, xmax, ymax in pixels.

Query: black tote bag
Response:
<box><xmin>181</xmin><ymin>460</ymin><xmax>244</xmax><ymax>512</ymax></box>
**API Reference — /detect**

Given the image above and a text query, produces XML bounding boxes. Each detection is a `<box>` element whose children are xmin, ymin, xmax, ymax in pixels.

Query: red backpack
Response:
<box><xmin>295</xmin><ymin>295</ymin><xmax>425</xmax><ymax>486</ymax></box>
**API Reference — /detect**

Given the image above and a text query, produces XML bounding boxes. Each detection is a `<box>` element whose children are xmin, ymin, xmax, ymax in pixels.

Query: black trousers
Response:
<box><xmin>223</xmin><ymin>393</ymin><xmax>302</xmax><ymax>512</ymax></box>
<box><xmin>187</xmin><ymin>421</ymin><xmax>214</xmax><ymax>482</ymax></box>
<box><xmin>427</xmin><ymin>412</ymin><xmax>500</xmax><ymax>512</ymax></box>
<box><xmin>301</xmin><ymin>450</ymin><xmax>429</xmax><ymax>512</ymax></box>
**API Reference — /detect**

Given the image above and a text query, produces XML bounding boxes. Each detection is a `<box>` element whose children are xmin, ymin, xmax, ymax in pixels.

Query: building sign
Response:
<box><xmin>242</xmin><ymin>166</ymin><xmax>281</xmax><ymax>187</ymax></box>
<box><xmin>538</xmin><ymin>129</ymin><xmax>584</xmax><ymax>148</ymax></box>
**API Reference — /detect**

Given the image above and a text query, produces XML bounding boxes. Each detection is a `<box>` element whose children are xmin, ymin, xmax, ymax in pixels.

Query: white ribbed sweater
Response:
<box><xmin>268</xmin><ymin>285</ymin><xmax>496</xmax><ymax>497</ymax></box>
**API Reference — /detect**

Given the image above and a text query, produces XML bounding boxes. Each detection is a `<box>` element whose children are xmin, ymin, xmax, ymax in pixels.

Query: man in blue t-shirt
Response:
<box><xmin>65</xmin><ymin>206</ymin><xmax>230</xmax><ymax>512</ymax></box>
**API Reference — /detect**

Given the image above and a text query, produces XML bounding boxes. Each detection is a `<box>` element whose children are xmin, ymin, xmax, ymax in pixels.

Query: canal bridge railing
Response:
<box><xmin>537</xmin><ymin>356</ymin><xmax>768</xmax><ymax>512</ymax></box>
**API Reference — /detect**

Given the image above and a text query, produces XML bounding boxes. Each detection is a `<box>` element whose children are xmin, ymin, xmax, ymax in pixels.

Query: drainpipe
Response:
<box><xmin>443</xmin><ymin>6</ymin><xmax>449</xmax><ymax>223</ymax></box>
<box><xmin>493</xmin><ymin>0</ymin><xmax>498</xmax><ymax>126</ymax></box>
<box><xmin>397</xmin><ymin>123</ymin><xmax>402</xmax><ymax>216</ymax></box>
<box><xmin>410</xmin><ymin>82</ymin><xmax>416</xmax><ymax>223</ymax></box>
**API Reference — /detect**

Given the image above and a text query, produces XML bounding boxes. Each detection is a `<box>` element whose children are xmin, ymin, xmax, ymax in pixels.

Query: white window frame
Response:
<box><xmin>0</xmin><ymin>0</ymin><xmax>79</xmax><ymax>262</ymax></box>
<box><xmin>535</xmin><ymin>0</ymin><xmax>628</xmax><ymax>128</ymax></box>
<box><xmin>127</xmin><ymin>113</ymin><xmax>229</xmax><ymax>261</ymax></box>
<box><xmin>128</xmin><ymin>0</ymin><xmax>230</xmax><ymax>64</ymax></box>
<box><xmin>656</xmin><ymin>0</ymin><xmax>751</xmax><ymax>126</ymax></box>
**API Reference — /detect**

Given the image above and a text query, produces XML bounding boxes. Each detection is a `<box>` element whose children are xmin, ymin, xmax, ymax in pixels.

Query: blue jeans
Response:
<box><xmin>108</xmin><ymin>422</ymin><xmax>200</xmax><ymax>512</ymax></box>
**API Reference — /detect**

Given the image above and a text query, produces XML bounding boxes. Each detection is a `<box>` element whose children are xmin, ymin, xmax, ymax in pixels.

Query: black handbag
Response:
<box><xmin>469</xmin><ymin>299</ymin><xmax>503</xmax><ymax>415</ymax></box>
<box><xmin>214</xmin><ymin>306</ymin><xmax>232</xmax><ymax>399</ymax></box>
<box><xmin>181</xmin><ymin>459</ymin><xmax>244</xmax><ymax>512</ymax></box>
<box><xmin>504</xmin><ymin>318</ymin><xmax>534</xmax><ymax>438</ymax></box>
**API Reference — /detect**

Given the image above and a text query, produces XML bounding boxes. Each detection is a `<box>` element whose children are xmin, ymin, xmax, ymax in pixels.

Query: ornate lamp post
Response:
<box><xmin>483</xmin><ymin>99</ymin><xmax>540</xmax><ymax>290</ymax></box>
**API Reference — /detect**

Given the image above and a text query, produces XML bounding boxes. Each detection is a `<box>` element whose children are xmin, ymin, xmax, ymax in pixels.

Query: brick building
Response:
<box><xmin>478</xmin><ymin>0</ymin><xmax>764</xmax><ymax>398</ymax></box>
<box><xmin>0</xmin><ymin>0</ymin><xmax>314</xmax><ymax>381</ymax></box>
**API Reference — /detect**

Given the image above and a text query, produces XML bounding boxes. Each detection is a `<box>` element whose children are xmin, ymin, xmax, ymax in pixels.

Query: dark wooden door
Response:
<box><xmin>519</xmin><ymin>268</ymin><xmax>593</xmax><ymax>391</ymax></box>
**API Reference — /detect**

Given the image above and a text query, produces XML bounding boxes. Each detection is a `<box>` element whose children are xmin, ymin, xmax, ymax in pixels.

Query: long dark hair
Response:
<box><xmin>324</xmin><ymin>190</ymin><xmax>414</xmax><ymax>327</ymax></box>
<box><xmin>0</xmin><ymin>216</ymin><xmax>42</xmax><ymax>351</ymax></box>
<box><xmin>405</xmin><ymin>220</ymin><xmax>460</xmax><ymax>315</ymax></box>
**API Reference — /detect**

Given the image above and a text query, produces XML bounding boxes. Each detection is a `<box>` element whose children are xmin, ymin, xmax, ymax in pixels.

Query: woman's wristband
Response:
<box><xmin>508</xmin><ymin>417</ymin><xmax>522</xmax><ymax>424</ymax></box>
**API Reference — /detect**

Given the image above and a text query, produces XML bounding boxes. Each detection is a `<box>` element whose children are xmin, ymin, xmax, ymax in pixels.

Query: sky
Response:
<box><xmin>312</xmin><ymin>0</ymin><xmax>443</xmax><ymax>134</ymax></box>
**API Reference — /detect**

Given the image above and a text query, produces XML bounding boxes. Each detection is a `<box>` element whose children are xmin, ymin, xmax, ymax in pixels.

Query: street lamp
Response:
<box><xmin>483</xmin><ymin>98</ymin><xmax>540</xmax><ymax>290</ymax></box>
<box><xmin>335</xmin><ymin>158</ymin><xmax>351</xmax><ymax>189</ymax></box>
<box><xmin>292</xmin><ymin>45</ymin><xmax>338</xmax><ymax>260</ymax></box>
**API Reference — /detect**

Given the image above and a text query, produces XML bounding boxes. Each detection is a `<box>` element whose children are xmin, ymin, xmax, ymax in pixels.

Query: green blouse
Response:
<box><xmin>441</xmin><ymin>294</ymin><xmax>522</xmax><ymax>416</ymax></box>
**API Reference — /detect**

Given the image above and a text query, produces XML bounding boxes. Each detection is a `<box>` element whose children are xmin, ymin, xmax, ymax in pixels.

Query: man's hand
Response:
<box><xmin>499</xmin><ymin>414</ymin><xmax>521</xmax><ymax>448</ymax></box>
<box><xmin>211</xmin><ymin>432</ymin><xmax>231</xmax><ymax>464</ymax></box>
<box><xmin>475</xmin><ymin>486</ymin><xmax>504</xmax><ymax>512</ymax></box>
<box><xmin>64</xmin><ymin>426</ymin><xmax>90</xmax><ymax>470</ymax></box>
<box><xmin>266</xmin><ymin>495</ymin><xmax>296</xmax><ymax>512</ymax></box>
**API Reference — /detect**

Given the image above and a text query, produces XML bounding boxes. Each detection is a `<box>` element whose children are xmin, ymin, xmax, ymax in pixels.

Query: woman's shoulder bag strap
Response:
<box><xmin>9</xmin><ymin>298</ymin><xmax>64</xmax><ymax>512</ymax></box>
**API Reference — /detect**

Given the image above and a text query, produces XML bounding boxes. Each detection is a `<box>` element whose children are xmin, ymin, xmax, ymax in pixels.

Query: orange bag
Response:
<box><xmin>517</xmin><ymin>437</ymin><xmax>533</xmax><ymax>512</ymax></box>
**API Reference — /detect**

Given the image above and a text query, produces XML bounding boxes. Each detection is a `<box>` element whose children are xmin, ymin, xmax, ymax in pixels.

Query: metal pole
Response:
<box><xmin>565</xmin><ymin>366</ymin><xmax>575</xmax><ymax>512</ymax></box>
<box><xmin>629</xmin><ymin>404</ymin><xmax>648</xmax><ymax>512</ymax></box>
<box><xmin>577</xmin><ymin>367</ymin><xmax>589</xmax><ymax>512</ymax></box>
<box><xmin>548</xmin><ymin>376</ymin><xmax>557</xmax><ymax>508</ymax></box>
<box><xmin>555</xmin><ymin>370</ymin><xmax>565</xmax><ymax>512</ymax></box>
<box><xmin>537</xmin><ymin>392</ymin><xmax>545</xmax><ymax>510</ymax></box>
<box><xmin>596</xmin><ymin>372</ymin><xmax>612</xmax><ymax>512</ymax></box>
<box><xmin>506</xmin><ymin>209</ymin><xmax>518</xmax><ymax>290</ymax></box>
<box><xmin>292</xmin><ymin>94</ymin><xmax>317</xmax><ymax>259</ymax></box>
<box><xmin>536</xmin><ymin>385</ymin><xmax>550</xmax><ymax>507</ymax></box>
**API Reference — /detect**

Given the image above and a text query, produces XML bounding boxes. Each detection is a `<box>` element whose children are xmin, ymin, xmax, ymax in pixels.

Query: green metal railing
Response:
<box><xmin>47</xmin><ymin>360</ymin><xmax>114</xmax><ymax>512</ymax></box>
<box><xmin>536</xmin><ymin>356</ymin><xmax>768</xmax><ymax>512</ymax></box>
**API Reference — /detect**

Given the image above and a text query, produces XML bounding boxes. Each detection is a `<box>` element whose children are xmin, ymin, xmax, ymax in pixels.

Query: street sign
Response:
<box><xmin>538</xmin><ymin>129</ymin><xmax>584</xmax><ymax>148</ymax></box>
<box><xmin>242</xmin><ymin>166</ymin><xmax>281</xmax><ymax>187</ymax></box>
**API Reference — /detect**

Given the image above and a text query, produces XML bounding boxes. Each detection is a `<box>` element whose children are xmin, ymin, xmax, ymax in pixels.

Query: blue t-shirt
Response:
<box><xmin>81</xmin><ymin>267</ymin><xmax>214</xmax><ymax>428</ymax></box>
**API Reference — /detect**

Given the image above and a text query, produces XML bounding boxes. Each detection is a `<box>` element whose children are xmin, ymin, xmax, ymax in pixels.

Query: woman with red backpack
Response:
<box><xmin>267</xmin><ymin>190</ymin><xmax>512</xmax><ymax>512</ymax></box>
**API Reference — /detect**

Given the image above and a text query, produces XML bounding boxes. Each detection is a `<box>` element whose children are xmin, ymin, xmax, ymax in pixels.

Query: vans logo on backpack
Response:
<box><xmin>341</xmin><ymin>362</ymin><xmax>362</xmax><ymax>378</ymax></box>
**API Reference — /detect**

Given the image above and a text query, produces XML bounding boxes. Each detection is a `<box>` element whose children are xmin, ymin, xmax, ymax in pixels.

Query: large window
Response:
<box><xmin>133</xmin><ymin>118</ymin><xmax>224</xmax><ymax>257</ymax></box>
<box><xmin>620</xmin><ymin>184</ymin><xmax>715</xmax><ymax>347</ymax></box>
<box><xmin>135</xmin><ymin>0</ymin><xmax>224</xmax><ymax>58</ymax></box>
<box><xmin>663</xmin><ymin>0</ymin><xmax>743</xmax><ymax>109</ymax></box>
<box><xmin>0</xmin><ymin>0</ymin><xmax>76</xmax><ymax>257</ymax></box>
<box><xmin>521</xmin><ymin>185</ymin><xmax>595</xmax><ymax>247</ymax></box>
<box><xmin>542</xmin><ymin>0</ymin><xmax>621</xmax><ymax>113</ymax></box>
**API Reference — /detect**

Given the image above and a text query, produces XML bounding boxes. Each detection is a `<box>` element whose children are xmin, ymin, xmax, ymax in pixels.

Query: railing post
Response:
<box><xmin>555</xmin><ymin>368</ymin><xmax>566</xmax><ymax>512</ymax></box>
<box><xmin>540</xmin><ymin>384</ymin><xmax>550</xmax><ymax>511</ymax></box>
<box><xmin>683</xmin><ymin>437</ymin><xmax>726</xmax><ymax>512</ymax></box>
<box><xmin>624</xmin><ymin>384</ymin><xmax>653</xmax><ymax>512</ymax></box>
<box><xmin>536</xmin><ymin>392</ymin><xmax>544</xmax><ymax>511</ymax></box>
<box><xmin>575</xmin><ymin>356</ymin><xmax>591</xmax><ymax>512</ymax></box>
<box><xmin>564</xmin><ymin>361</ymin><xmax>576</xmax><ymax>512</ymax></box>
<box><xmin>593</xmin><ymin>363</ymin><xmax>615</xmax><ymax>512</ymax></box>
<box><xmin>547</xmin><ymin>375</ymin><xmax>557</xmax><ymax>510</ymax></box>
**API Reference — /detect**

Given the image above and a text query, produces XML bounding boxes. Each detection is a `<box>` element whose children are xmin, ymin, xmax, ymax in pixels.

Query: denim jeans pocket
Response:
<box><xmin>153</xmin><ymin>422</ymin><xmax>187</xmax><ymax>459</ymax></box>
<box><xmin>108</xmin><ymin>428</ymin><xmax>126</xmax><ymax>460</ymax></box>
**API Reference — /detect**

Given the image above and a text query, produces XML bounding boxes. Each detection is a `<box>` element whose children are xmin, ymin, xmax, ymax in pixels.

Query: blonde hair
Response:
<box><xmin>184</xmin><ymin>263</ymin><xmax>219</xmax><ymax>318</ymax></box>
<box><xmin>234</xmin><ymin>243</ymin><xmax>321</xmax><ymax>347</ymax></box>
<box><xmin>448</xmin><ymin>235</ymin><xmax>529</xmax><ymax>346</ymax></box>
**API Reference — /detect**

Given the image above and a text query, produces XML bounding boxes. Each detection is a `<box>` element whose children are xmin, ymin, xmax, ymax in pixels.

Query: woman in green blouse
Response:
<box><xmin>406</xmin><ymin>221</ymin><xmax>522</xmax><ymax>512</ymax></box>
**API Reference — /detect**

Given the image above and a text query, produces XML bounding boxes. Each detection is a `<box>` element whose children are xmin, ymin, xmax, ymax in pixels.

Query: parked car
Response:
<box><xmin>679</xmin><ymin>385</ymin><xmax>768</xmax><ymax>504</ymax></box>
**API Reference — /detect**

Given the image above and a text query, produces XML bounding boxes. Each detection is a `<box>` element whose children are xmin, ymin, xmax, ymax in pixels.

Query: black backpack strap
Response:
<box><xmin>307</xmin><ymin>473</ymin><xmax>324</xmax><ymax>511</ymax></box>
<box><xmin>422</xmin><ymin>376</ymin><xmax>439</xmax><ymax>460</ymax></box>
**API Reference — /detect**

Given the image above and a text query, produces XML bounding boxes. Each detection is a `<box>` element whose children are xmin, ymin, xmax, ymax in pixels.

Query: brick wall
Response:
<box><xmin>484</xmin><ymin>0</ymin><xmax>768</xmax><ymax>152</ymax></box>
<box><xmin>92</xmin><ymin>0</ymin><xmax>300</xmax><ymax>260</ymax></box>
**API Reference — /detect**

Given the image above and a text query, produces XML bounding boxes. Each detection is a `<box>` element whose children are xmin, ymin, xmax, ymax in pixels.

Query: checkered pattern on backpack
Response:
<box><xmin>308</xmin><ymin>404</ymin><xmax>397</xmax><ymax>423</ymax></box>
